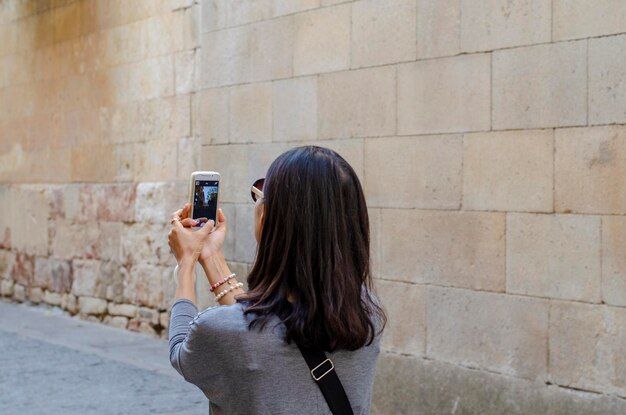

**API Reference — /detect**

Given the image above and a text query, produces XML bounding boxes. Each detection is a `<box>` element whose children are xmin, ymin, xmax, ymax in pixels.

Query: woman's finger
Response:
<box><xmin>180</xmin><ymin>203</ymin><xmax>191</xmax><ymax>219</ymax></box>
<box><xmin>180</xmin><ymin>217</ymin><xmax>199</xmax><ymax>228</ymax></box>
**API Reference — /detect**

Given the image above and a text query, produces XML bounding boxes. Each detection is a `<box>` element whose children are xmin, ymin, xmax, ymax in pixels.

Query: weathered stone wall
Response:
<box><xmin>0</xmin><ymin>0</ymin><xmax>210</xmax><ymax>337</ymax></box>
<box><xmin>1</xmin><ymin>0</ymin><xmax>626</xmax><ymax>413</ymax></box>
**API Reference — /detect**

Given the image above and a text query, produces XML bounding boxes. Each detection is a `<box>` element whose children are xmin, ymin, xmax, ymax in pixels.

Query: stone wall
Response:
<box><xmin>1</xmin><ymin>1</ymin><xmax>626</xmax><ymax>413</ymax></box>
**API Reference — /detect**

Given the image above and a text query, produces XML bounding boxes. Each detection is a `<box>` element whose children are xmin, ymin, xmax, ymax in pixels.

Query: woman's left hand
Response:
<box><xmin>168</xmin><ymin>203</ymin><xmax>215</xmax><ymax>266</ymax></box>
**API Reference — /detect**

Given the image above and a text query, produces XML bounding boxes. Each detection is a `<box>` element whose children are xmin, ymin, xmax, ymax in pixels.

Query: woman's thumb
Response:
<box><xmin>217</xmin><ymin>208</ymin><xmax>227</xmax><ymax>226</ymax></box>
<box><xmin>200</xmin><ymin>219</ymin><xmax>215</xmax><ymax>236</ymax></box>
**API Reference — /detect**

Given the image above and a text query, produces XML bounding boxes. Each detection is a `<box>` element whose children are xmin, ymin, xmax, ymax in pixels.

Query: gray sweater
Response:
<box><xmin>169</xmin><ymin>298</ymin><xmax>381</xmax><ymax>415</ymax></box>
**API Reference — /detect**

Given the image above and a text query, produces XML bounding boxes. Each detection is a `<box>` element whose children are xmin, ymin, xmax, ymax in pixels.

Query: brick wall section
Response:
<box><xmin>1</xmin><ymin>0</ymin><xmax>626</xmax><ymax>413</ymax></box>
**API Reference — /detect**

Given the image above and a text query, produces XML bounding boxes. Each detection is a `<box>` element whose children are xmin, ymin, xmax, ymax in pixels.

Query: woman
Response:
<box><xmin>167</xmin><ymin>145</ymin><xmax>387</xmax><ymax>415</ymax></box>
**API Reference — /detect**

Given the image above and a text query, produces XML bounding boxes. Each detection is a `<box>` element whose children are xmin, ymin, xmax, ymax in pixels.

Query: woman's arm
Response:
<box><xmin>174</xmin><ymin>260</ymin><xmax>197</xmax><ymax>304</ymax></box>
<box><xmin>199</xmin><ymin>251</ymin><xmax>245</xmax><ymax>306</ymax></box>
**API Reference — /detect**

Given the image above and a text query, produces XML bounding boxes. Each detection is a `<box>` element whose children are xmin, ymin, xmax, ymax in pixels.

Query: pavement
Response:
<box><xmin>0</xmin><ymin>298</ymin><xmax>209</xmax><ymax>415</ymax></box>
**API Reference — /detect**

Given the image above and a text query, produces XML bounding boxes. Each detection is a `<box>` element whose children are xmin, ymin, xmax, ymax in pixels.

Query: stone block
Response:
<box><xmin>374</xmin><ymin>279</ymin><xmax>425</xmax><ymax>355</ymax></box>
<box><xmin>372</xmin><ymin>351</ymin><xmax>626</xmax><ymax>415</ymax></box>
<box><xmin>174</xmin><ymin>50</ymin><xmax>195</xmax><ymax>95</ymax></box>
<box><xmin>293</xmin><ymin>3</ymin><xmax>350</xmax><ymax>75</ymax></box>
<box><xmin>100</xmin><ymin>260</ymin><xmax>127</xmax><ymax>303</ymax></box>
<box><xmin>201</xmin><ymin>144</ymin><xmax>249</xmax><ymax>204</ymax></box>
<box><xmin>351</xmin><ymin>0</ymin><xmax>416</xmax><ymax>68</ymax></box>
<box><xmin>50</xmin><ymin>219</ymin><xmax>100</xmax><ymax>260</ymax></box>
<box><xmin>0</xmin><ymin>249</ymin><xmax>15</xmax><ymax>280</ymax></box>
<box><xmin>8</xmin><ymin>185</ymin><xmax>49</xmax><ymax>255</ymax></box>
<box><xmin>101</xmin><ymin>95</ymin><xmax>190</xmax><ymax>144</ymax></box>
<box><xmin>234</xmin><ymin>204</ymin><xmax>257</xmax><ymax>264</ymax></box>
<box><xmin>34</xmin><ymin>257</ymin><xmax>73</xmax><ymax>293</ymax></box>
<box><xmin>589</xmin><ymin>34</ymin><xmax>626</xmax><ymax>125</ymax></box>
<box><xmin>28</xmin><ymin>286</ymin><xmax>42</xmax><ymax>303</ymax></box>
<box><xmin>128</xmin><ymin>318</ymin><xmax>158</xmax><ymax>336</ymax></box>
<box><xmin>319</xmin><ymin>66</ymin><xmax>395</xmax><ymax>139</ymax></box>
<box><xmin>107</xmin><ymin>56</ymin><xmax>174</xmax><ymax>105</ymax></box>
<box><xmin>174</xmin><ymin>5</ymin><xmax>200</xmax><ymax>51</ymax></box>
<box><xmin>70</xmin><ymin>143</ymin><xmax>117</xmax><ymax>182</ymax></box>
<box><xmin>493</xmin><ymin>41</ymin><xmax>587</xmax><ymax>129</ymax></box>
<box><xmin>272</xmin><ymin>76</ymin><xmax>317</xmax><ymax>142</ymax></box>
<box><xmin>100</xmin><ymin>222</ymin><xmax>123</xmax><ymax>263</ymax></box>
<box><xmin>78</xmin><ymin>296</ymin><xmax>108</xmax><ymax>315</ymax></box>
<box><xmin>219</xmin><ymin>203</ymin><xmax>236</xmax><ymax>261</ymax></box>
<box><xmin>550</xmin><ymin>301</ymin><xmax>626</xmax><ymax>397</ymax></box>
<box><xmin>416</xmin><ymin>0</ymin><xmax>460</xmax><ymax>59</ymax></box>
<box><xmin>43</xmin><ymin>290</ymin><xmax>63</xmax><ymax>306</ymax></box>
<box><xmin>381</xmin><ymin>209</ymin><xmax>505</xmax><ymax>291</ymax></box>
<box><xmin>113</xmin><ymin>143</ymin><xmax>134</xmax><ymax>182</ymax></box>
<box><xmin>553</xmin><ymin>0</ymin><xmax>626</xmax><ymax>40</ymax></box>
<box><xmin>133</xmin><ymin>139</ymin><xmax>179</xmax><ymax>182</ymax></box>
<box><xmin>200</xmin><ymin>0</ymin><xmax>227</xmax><ymax>33</ymax></box>
<box><xmin>462</xmin><ymin>129</ymin><xmax>554</xmax><ymax>212</ymax></box>
<box><xmin>120</xmin><ymin>223</ymin><xmax>173</xmax><ymax>268</ymax></box>
<box><xmin>107</xmin><ymin>303</ymin><xmax>138</xmax><ymax>318</ymax></box>
<box><xmin>249</xmin><ymin>16</ymin><xmax>294</xmax><ymax>83</ymax></box>
<box><xmin>135</xmin><ymin>182</ymin><xmax>180</xmax><ymax>224</ymax></box>
<box><xmin>193</xmin><ymin>87</ymin><xmax>229</xmax><ymax>145</ymax></box>
<box><xmin>229</xmin><ymin>82</ymin><xmax>273</xmax><ymax>144</ymax></box>
<box><xmin>506</xmin><ymin>213</ymin><xmax>601</xmax><ymax>302</ymax></box>
<box><xmin>13</xmin><ymin>284</ymin><xmax>26</xmax><ymax>302</ymax></box>
<box><xmin>62</xmin><ymin>293</ymin><xmax>78</xmax><ymax>314</ymax></box>
<box><xmin>71</xmin><ymin>259</ymin><xmax>104</xmax><ymax>298</ymax></box>
<box><xmin>197</xmin><ymin>25</ymin><xmax>251</xmax><ymax>88</ymax></box>
<box><xmin>98</xmin><ymin>184</ymin><xmax>137</xmax><ymax>222</ymax></box>
<box><xmin>12</xmin><ymin>252</ymin><xmax>35</xmax><ymax>287</ymax></box>
<box><xmin>0</xmin><ymin>279</ymin><xmax>14</xmax><ymax>297</ymax></box>
<box><xmin>103</xmin><ymin>315</ymin><xmax>129</xmax><ymax>330</ymax></box>
<box><xmin>364</xmin><ymin>135</ymin><xmax>462</xmax><ymax>209</ymax></box>
<box><xmin>226</xmin><ymin>0</ymin><xmax>272</xmax><ymax>27</ymax></box>
<box><xmin>138</xmin><ymin>306</ymin><xmax>160</xmax><ymax>325</ymax></box>
<box><xmin>602</xmin><ymin>216</ymin><xmax>626</xmax><ymax>307</ymax></box>
<box><xmin>460</xmin><ymin>0</ymin><xmax>550</xmax><ymax>52</ymax></box>
<box><xmin>427</xmin><ymin>286</ymin><xmax>548</xmax><ymax>380</ymax></box>
<box><xmin>555</xmin><ymin>126</ymin><xmax>626</xmax><ymax>215</ymax></box>
<box><xmin>397</xmin><ymin>54</ymin><xmax>490</xmax><ymax>135</ymax></box>
<box><xmin>178</xmin><ymin>136</ymin><xmax>202</xmax><ymax>181</ymax></box>
<box><xmin>125</xmin><ymin>263</ymin><xmax>175</xmax><ymax>309</ymax></box>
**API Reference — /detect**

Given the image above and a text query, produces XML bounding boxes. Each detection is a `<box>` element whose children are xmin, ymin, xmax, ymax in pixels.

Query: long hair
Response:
<box><xmin>236</xmin><ymin>145</ymin><xmax>387</xmax><ymax>352</ymax></box>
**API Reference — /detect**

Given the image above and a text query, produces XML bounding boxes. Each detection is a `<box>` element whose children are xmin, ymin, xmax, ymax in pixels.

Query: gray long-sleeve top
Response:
<box><xmin>168</xmin><ymin>298</ymin><xmax>382</xmax><ymax>415</ymax></box>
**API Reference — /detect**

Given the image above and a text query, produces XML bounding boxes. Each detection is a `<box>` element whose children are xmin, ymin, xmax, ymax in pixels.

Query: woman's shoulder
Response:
<box><xmin>192</xmin><ymin>301</ymin><xmax>250</xmax><ymax>333</ymax></box>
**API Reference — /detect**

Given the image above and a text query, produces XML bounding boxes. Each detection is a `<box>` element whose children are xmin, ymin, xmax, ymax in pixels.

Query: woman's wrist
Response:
<box><xmin>199</xmin><ymin>251</ymin><xmax>230</xmax><ymax>283</ymax></box>
<box><xmin>199</xmin><ymin>251</ymin><xmax>245</xmax><ymax>305</ymax></box>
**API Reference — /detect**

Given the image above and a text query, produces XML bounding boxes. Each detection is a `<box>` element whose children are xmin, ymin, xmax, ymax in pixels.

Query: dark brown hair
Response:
<box><xmin>236</xmin><ymin>145</ymin><xmax>386</xmax><ymax>352</ymax></box>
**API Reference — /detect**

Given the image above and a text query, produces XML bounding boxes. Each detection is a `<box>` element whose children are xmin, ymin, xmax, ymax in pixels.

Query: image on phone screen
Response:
<box><xmin>193</xmin><ymin>180</ymin><xmax>219</xmax><ymax>226</ymax></box>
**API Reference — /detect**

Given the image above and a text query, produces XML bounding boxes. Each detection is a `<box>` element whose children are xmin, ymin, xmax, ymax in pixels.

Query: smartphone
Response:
<box><xmin>188</xmin><ymin>171</ymin><xmax>220</xmax><ymax>230</ymax></box>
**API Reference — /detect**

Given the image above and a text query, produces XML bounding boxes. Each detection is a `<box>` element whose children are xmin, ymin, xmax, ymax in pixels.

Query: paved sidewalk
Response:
<box><xmin>0</xmin><ymin>298</ymin><xmax>208</xmax><ymax>415</ymax></box>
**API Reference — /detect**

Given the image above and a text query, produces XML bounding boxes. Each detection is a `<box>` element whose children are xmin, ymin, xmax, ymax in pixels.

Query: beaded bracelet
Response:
<box><xmin>215</xmin><ymin>282</ymin><xmax>244</xmax><ymax>301</ymax></box>
<box><xmin>209</xmin><ymin>273</ymin><xmax>236</xmax><ymax>292</ymax></box>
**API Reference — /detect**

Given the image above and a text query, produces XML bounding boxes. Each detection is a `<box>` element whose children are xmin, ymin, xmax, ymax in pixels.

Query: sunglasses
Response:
<box><xmin>251</xmin><ymin>177</ymin><xmax>265</xmax><ymax>202</ymax></box>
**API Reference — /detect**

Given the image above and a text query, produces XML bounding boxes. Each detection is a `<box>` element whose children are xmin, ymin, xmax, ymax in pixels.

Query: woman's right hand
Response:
<box><xmin>176</xmin><ymin>203</ymin><xmax>228</xmax><ymax>262</ymax></box>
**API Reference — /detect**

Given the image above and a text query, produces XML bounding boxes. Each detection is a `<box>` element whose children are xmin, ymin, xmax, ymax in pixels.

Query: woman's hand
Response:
<box><xmin>168</xmin><ymin>203</ymin><xmax>228</xmax><ymax>265</ymax></box>
<box><xmin>168</xmin><ymin>203</ymin><xmax>216</xmax><ymax>266</ymax></box>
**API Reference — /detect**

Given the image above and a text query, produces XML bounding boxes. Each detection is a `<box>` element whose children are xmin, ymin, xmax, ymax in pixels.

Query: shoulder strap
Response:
<box><xmin>295</xmin><ymin>342</ymin><xmax>354</xmax><ymax>415</ymax></box>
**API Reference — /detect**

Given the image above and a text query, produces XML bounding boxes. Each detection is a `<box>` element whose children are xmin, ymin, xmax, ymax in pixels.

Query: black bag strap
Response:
<box><xmin>295</xmin><ymin>342</ymin><xmax>354</xmax><ymax>415</ymax></box>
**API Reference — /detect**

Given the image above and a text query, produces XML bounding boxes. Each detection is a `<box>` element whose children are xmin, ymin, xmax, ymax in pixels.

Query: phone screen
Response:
<box><xmin>193</xmin><ymin>179</ymin><xmax>219</xmax><ymax>226</ymax></box>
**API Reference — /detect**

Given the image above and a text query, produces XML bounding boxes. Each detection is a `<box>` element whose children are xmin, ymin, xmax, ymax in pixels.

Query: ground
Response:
<box><xmin>0</xmin><ymin>299</ymin><xmax>208</xmax><ymax>415</ymax></box>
